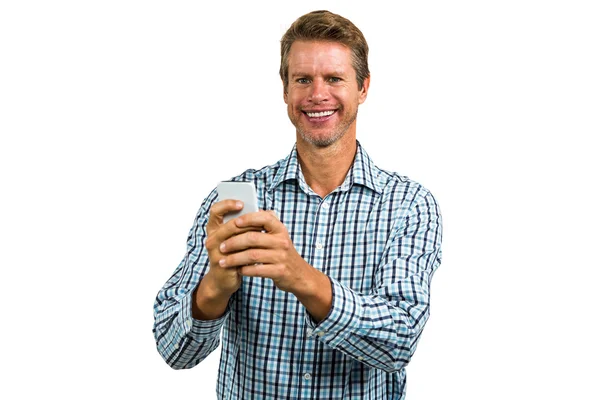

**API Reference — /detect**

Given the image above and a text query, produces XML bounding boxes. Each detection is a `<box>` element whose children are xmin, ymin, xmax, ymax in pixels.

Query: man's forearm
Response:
<box><xmin>293</xmin><ymin>267</ymin><xmax>333</xmax><ymax>323</ymax></box>
<box><xmin>192</xmin><ymin>273</ymin><xmax>233</xmax><ymax>320</ymax></box>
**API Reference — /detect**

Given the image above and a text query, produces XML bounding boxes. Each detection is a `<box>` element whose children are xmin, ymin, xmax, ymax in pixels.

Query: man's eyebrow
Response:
<box><xmin>328</xmin><ymin>70</ymin><xmax>346</xmax><ymax>77</ymax></box>
<box><xmin>290</xmin><ymin>72</ymin><xmax>311</xmax><ymax>78</ymax></box>
<box><xmin>290</xmin><ymin>70</ymin><xmax>347</xmax><ymax>78</ymax></box>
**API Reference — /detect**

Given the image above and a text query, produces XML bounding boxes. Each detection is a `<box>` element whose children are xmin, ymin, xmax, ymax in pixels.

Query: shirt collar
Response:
<box><xmin>344</xmin><ymin>141</ymin><xmax>384</xmax><ymax>194</ymax></box>
<box><xmin>268</xmin><ymin>141</ymin><xmax>383</xmax><ymax>195</ymax></box>
<box><xmin>268</xmin><ymin>144</ymin><xmax>301</xmax><ymax>192</ymax></box>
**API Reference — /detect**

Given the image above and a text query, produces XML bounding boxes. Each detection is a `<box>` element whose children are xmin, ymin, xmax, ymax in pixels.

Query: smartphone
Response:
<box><xmin>216</xmin><ymin>181</ymin><xmax>259</xmax><ymax>223</ymax></box>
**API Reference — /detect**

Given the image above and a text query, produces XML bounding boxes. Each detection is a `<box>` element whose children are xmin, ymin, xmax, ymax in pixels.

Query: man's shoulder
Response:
<box><xmin>356</xmin><ymin>143</ymin><xmax>433</xmax><ymax>201</ymax></box>
<box><xmin>224</xmin><ymin>152</ymin><xmax>296</xmax><ymax>198</ymax></box>
<box><xmin>373</xmin><ymin>166</ymin><xmax>438</xmax><ymax>208</ymax></box>
<box><xmin>227</xmin><ymin>156</ymin><xmax>287</xmax><ymax>184</ymax></box>
<box><xmin>195</xmin><ymin>156</ymin><xmax>288</xmax><ymax>216</ymax></box>
<box><xmin>372</xmin><ymin>165</ymin><xmax>420</xmax><ymax>192</ymax></box>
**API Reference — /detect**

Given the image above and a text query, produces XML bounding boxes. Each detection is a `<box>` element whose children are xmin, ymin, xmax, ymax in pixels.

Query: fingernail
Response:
<box><xmin>220</xmin><ymin>243</ymin><xmax>226</xmax><ymax>252</ymax></box>
<box><xmin>236</xmin><ymin>201</ymin><xmax>243</xmax><ymax>209</ymax></box>
<box><xmin>219</xmin><ymin>259</ymin><xmax>226</xmax><ymax>267</ymax></box>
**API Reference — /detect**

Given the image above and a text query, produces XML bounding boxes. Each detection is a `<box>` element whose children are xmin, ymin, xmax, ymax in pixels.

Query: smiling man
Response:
<box><xmin>154</xmin><ymin>10</ymin><xmax>443</xmax><ymax>400</ymax></box>
<box><xmin>285</xmin><ymin>39</ymin><xmax>367</xmax><ymax>150</ymax></box>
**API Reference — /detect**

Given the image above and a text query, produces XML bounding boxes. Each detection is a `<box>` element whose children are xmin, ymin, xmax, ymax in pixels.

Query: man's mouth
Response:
<box><xmin>303</xmin><ymin>110</ymin><xmax>336</xmax><ymax>119</ymax></box>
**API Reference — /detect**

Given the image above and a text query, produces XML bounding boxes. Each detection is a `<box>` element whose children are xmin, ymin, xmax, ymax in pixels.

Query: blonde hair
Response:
<box><xmin>279</xmin><ymin>10</ymin><xmax>370</xmax><ymax>91</ymax></box>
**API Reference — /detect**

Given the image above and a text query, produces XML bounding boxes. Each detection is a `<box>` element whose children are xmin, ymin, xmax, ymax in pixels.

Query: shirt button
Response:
<box><xmin>174</xmin><ymin>344</ymin><xmax>179</xmax><ymax>349</ymax></box>
<box><xmin>186</xmin><ymin>320</ymin><xmax>192</xmax><ymax>328</ymax></box>
<box><xmin>317</xmin><ymin>331</ymin><xmax>325</xmax><ymax>337</ymax></box>
<box><xmin>358</xmin><ymin>356</ymin><xmax>364</xmax><ymax>361</ymax></box>
<box><xmin>316</xmin><ymin>242</ymin><xmax>323</xmax><ymax>250</ymax></box>
<box><xmin>303</xmin><ymin>373</ymin><xmax>312</xmax><ymax>380</ymax></box>
<box><xmin>322</xmin><ymin>202</ymin><xmax>330</xmax><ymax>209</ymax></box>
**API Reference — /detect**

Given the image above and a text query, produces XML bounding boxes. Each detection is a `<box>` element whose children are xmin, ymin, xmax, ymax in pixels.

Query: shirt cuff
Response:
<box><xmin>305</xmin><ymin>277</ymin><xmax>362</xmax><ymax>348</ymax></box>
<box><xmin>180</xmin><ymin>290</ymin><xmax>230</xmax><ymax>340</ymax></box>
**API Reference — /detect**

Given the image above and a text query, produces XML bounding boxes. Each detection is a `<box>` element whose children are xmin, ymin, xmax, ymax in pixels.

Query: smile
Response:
<box><xmin>305</xmin><ymin>110</ymin><xmax>336</xmax><ymax>118</ymax></box>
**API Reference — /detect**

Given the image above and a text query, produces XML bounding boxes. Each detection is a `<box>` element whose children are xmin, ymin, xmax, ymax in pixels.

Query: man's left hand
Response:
<box><xmin>218</xmin><ymin>210</ymin><xmax>333</xmax><ymax>322</ymax></box>
<box><xmin>217</xmin><ymin>210</ymin><xmax>312</xmax><ymax>293</ymax></box>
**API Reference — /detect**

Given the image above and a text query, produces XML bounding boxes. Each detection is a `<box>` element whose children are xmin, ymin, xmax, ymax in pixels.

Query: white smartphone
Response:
<box><xmin>216</xmin><ymin>181</ymin><xmax>259</xmax><ymax>223</ymax></box>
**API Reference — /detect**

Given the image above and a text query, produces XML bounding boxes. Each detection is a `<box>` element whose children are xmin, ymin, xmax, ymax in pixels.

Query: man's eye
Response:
<box><xmin>329</xmin><ymin>77</ymin><xmax>342</xmax><ymax>83</ymax></box>
<box><xmin>297</xmin><ymin>78</ymin><xmax>310</xmax><ymax>84</ymax></box>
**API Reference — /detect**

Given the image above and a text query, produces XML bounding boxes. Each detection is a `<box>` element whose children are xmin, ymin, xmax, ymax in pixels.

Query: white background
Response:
<box><xmin>1</xmin><ymin>1</ymin><xmax>599</xmax><ymax>399</ymax></box>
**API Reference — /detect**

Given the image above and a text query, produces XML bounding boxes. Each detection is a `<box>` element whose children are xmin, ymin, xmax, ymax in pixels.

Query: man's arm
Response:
<box><xmin>304</xmin><ymin>189</ymin><xmax>443</xmax><ymax>372</ymax></box>
<box><xmin>152</xmin><ymin>195</ymin><xmax>243</xmax><ymax>369</ymax></box>
<box><xmin>219</xmin><ymin>188</ymin><xmax>442</xmax><ymax>373</ymax></box>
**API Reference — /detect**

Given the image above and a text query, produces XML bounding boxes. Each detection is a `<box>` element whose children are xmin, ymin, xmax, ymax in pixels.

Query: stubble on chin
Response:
<box><xmin>297</xmin><ymin>128</ymin><xmax>345</xmax><ymax>148</ymax></box>
<box><xmin>291</xmin><ymin>109</ymin><xmax>358</xmax><ymax>148</ymax></box>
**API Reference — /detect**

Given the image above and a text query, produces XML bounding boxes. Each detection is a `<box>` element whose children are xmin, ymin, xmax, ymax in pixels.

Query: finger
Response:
<box><xmin>208</xmin><ymin>200</ymin><xmax>243</xmax><ymax>226</ymax></box>
<box><xmin>235</xmin><ymin>210</ymin><xmax>282</xmax><ymax>233</ymax></box>
<box><xmin>220</xmin><ymin>229</ymin><xmax>280</xmax><ymax>254</ymax></box>
<box><xmin>205</xmin><ymin>200</ymin><xmax>244</xmax><ymax>251</ymax></box>
<box><xmin>237</xmin><ymin>263</ymin><xmax>278</xmax><ymax>278</ymax></box>
<box><xmin>218</xmin><ymin>217</ymin><xmax>265</xmax><ymax>244</ymax></box>
<box><xmin>219</xmin><ymin>248</ymin><xmax>274</xmax><ymax>268</ymax></box>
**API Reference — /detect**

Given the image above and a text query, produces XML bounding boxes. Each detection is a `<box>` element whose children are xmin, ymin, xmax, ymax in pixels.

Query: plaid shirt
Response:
<box><xmin>153</xmin><ymin>142</ymin><xmax>443</xmax><ymax>399</ymax></box>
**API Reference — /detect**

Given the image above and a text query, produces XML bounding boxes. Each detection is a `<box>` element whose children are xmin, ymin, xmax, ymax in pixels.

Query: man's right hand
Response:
<box><xmin>204</xmin><ymin>200</ymin><xmax>246</xmax><ymax>295</ymax></box>
<box><xmin>191</xmin><ymin>200</ymin><xmax>244</xmax><ymax>320</ymax></box>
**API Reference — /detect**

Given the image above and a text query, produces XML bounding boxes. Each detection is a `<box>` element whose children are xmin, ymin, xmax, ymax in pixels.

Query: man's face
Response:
<box><xmin>284</xmin><ymin>40</ymin><xmax>369</xmax><ymax>148</ymax></box>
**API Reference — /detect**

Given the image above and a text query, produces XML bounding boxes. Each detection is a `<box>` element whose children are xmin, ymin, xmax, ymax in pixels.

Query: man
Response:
<box><xmin>154</xmin><ymin>10</ymin><xmax>442</xmax><ymax>399</ymax></box>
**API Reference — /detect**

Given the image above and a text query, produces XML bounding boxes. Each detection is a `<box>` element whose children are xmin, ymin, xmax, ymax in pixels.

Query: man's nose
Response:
<box><xmin>308</xmin><ymin>79</ymin><xmax>329</xmax><ymax>103</ymax></box>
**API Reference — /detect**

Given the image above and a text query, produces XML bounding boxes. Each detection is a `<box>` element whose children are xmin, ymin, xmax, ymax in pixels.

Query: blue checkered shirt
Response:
<box><xmin>153</xmin><ymin>142</ymin><xmax>443</xmax><ymax>399</ymax></box>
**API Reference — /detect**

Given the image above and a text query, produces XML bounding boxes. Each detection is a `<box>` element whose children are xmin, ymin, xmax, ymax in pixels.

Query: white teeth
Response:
<box><xmin>306</xmin><ymin>110</ymin><xmax>335</xmax><ymax>118</ymax></box>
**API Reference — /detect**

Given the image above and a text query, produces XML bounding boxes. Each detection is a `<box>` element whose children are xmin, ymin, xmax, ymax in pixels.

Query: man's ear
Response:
<box><xmin>358</xmin><ymin>76</ymin><xmax>370</xmax><ymax>104</ymax></box>
<box><xmin>283</xmin><ymin>82</ymin><xmax>288</xmax><ymax>104</ymax></box>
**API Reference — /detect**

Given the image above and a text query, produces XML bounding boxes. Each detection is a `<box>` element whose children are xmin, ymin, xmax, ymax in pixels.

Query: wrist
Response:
<box><xmin>294</xmin><ymin>268</ymin><xmax>332</xmax><ymax>323</ymax></box>
<box><xmin>200</xmin><ymin>271</ymin><xmax>235</xmax><ymax>300</ymax></box>
<box><xmin>192</xmin><ymin>273</ymin><xmax>234</xmax><ymax>320</ymax></box>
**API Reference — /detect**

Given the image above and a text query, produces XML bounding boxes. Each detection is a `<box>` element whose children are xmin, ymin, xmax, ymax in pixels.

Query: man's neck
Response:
<box><xmin>296</xmin><ymin>135</ymin><xmax>357</xmax><ymax>198</ymax></box>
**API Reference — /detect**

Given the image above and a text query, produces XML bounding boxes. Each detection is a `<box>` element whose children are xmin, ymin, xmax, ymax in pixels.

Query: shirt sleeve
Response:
<box><xmin>305</xmin><ymin>187</ymin><xmax>443</xmax><ymax>373</ymax></box>
<box><xmin>152</xmin><ymin>189</ymin><xmax>229</xmax><ymax>369</ymax></box>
